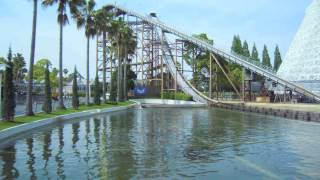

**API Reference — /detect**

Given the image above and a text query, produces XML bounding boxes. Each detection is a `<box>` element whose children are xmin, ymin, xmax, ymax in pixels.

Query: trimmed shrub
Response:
<box><xmin>42</xmin><ymin>63</ymin><xmax>52</xmax><ymax>113</ymax></box>
<box><xmin>2</xmin><ymin>48</ymin><xmax>16</xmax><ymax>121</ymax></box>
<box><xmin>72</xmin><ymin>67</ymin><xmax>80</xmax><ymax>109</ymax></box>
<box><xmin>162</xmin><ymin>92</ymin><xmax>193</xmax><ymax>101</ymax></box>
<box><xmin>93</xmin><ymin>76</ymin><xmax>101</xmax><ymax>105</ymax></box>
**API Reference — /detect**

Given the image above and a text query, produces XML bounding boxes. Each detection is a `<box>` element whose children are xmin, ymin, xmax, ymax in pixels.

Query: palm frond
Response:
<box><xmin>58</xmin><ymin>14</ymin><xmax>69</xmax><ymax>25</ymax></box>
<box><xmin>75</xmin><ymin>13</ymin><xmax>85</xmax><ymax>29</ymax></box>
<box><xmin>41</xmin><ymin>0</ymin><xmax>56</xmax><ymax>7</ymax></box>
<box><xmin>88</xmin><ymin>0</ymin><xmax>95</xmax><ymax>12</ymax></box>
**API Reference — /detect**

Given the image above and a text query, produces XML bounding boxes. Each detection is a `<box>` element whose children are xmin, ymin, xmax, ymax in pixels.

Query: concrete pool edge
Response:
<box><xmin>0</xmin><ymin>103</ymin><xmax>137</xmax><ymax>142</ymax></box>
<box><xmin>213</xmin><ymin>103</ymin><xmax>320</xmax><ymax>122</ymax></box>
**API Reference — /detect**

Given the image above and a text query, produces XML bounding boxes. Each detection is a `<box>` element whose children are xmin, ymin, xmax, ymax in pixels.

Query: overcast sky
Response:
<box><xmin>0</xmin><ymin>0</ymin><xmax>312</xmax><ymax>78</ymax></box>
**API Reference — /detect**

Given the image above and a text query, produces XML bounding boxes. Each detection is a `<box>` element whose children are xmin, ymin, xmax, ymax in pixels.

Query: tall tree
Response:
<box><xmin>95</xmin><ymin>7</ymin><xmax>114</xmax><ymax>103</ymax></box>
<box><xmin>229</xmin><ymin>35</ymin><xmax>245</xmax><ymax>89</ymax></box>
<box><xmin>72</xmin><ymin>67</ymin><xmax>80</xmax><ymax>109</ymax></box>
<box><xmin>262</xmin><ymin>45</ymin><xmax>272</xmax><ymax>68</ymax></box>
<box><xmin>76</xmin><ymin>0</ymin><xmax>96</xmax><ymax>106</ymax></box>
<box><xmin>0</xmin><ymin>57</ymin><xmax>6</xmax><ymax>64</ymax></box>
<box><xmin>231</xmin><ymin>35</ymin><xmax>242</xmax><ymax>54</ymax></box>
<box><xmin>93</xmin><ymin>76</ymin><xmax>101</xmax><ymax>105</ymax></box>
<box><xmin>251</xmin><ymin>43</ymin><xmax>260</xmax><ymax>62</ymax></box>
<box><xmin>2</xmin><ymin>48</ymin><xmax>16</xmax><ymax>121</ymax></box>
<box><xmin>231</xmin><ymin>35</ymin><xmax>237</xmax><ymax>53</ymax></box>
<box><xmin>184</xmin><ymin>33</ymin><xmax>213</xmax><ymax>88</ymax></box>
<box><xmin>122</xmin><ymin>26</ymin><xmax>137</xmax><ymax>101</ymax></box>
<box><xmin>42</xmin><ymin>63</ymin><xmax>52</xmax><ymax>113</ymax></box>
<box><xmin>26</xmin><ymin>0</ymin><xmax>38</xmax><ymax>116</ymax></box>
<box><xmin>273</xmin><ymin>45</ymin><xmax>282</xmax><ymax>72</ymax></box>
<box><xmin>242</xmin><ymin>40</ymin><xmax>250</xmax><ymax>57</ymax></box>
<box><xmin>31</xmin><ymin>59</ymin><xmax>59</xmax><ymax>88</ymax></box>
<box><xmin>109</xmin><ymin>71</ymin><xmax>117</xmax><ymax>102</ymax></box>
<box><xmin>13</xmin><ymin>53</ymin><xmax>27</xmax><ymax>82</ymax></box>
<box><xmin>108</xmin><ymin>18</ymin><xmax>127</xmax><ymax>102</ymax></box>
<box><xmin>42</xmin><ymin>0</ymin><xmax>85</xmax><ymax>109</ymax></box>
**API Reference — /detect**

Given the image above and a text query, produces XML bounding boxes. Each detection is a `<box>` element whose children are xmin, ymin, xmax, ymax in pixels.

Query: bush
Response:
<box><xmin>78</xmin><ymin>92</ymin><xmax>86</xmax><ymax>97</ymax></box>
<box><xmin>106</xmin><ymin>101</ymin><xmax>118</xmax><ymax>105</ymax></box>
<box><xmin>162</xmin><ymin>92</ymin><xmax>193</xmax><ymax>101</ymax></box>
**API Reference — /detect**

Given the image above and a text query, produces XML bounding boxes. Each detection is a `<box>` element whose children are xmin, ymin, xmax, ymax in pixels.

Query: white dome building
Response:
<box><xmin>278</xmin><ymin>0</ymin><xmax>320</xmax><ymax>95</ymax></box>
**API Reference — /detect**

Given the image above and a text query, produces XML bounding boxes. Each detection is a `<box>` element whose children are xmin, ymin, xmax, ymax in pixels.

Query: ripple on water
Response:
<box><xmin>0</xmin><ymin>108</ymin><xmax>319</xmax><ymax>179</ymax></box>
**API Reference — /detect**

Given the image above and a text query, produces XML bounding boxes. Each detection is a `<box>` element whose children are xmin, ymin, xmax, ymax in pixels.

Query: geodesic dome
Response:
<box><xmin>277</xmin><ymin>0</ymin><xmax>320</xmax><ymax>95</ymax></box>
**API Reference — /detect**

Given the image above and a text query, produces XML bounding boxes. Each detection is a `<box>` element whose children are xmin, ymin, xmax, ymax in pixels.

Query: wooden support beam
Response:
<box><xmin>211</xmin><ymin>54</ymin><xmax>241</xmax><ymax>98</ymax></box>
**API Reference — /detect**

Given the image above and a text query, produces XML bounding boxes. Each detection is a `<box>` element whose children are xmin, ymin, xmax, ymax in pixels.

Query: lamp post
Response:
<box><xmin>0</xmin><ymin>64</ymin><xmax>9</xmax><ymax>119</ymax></box>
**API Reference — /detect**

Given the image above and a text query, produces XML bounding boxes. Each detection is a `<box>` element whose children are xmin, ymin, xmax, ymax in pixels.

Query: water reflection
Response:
<box><xmin>26</xmin><ymin>138</ymin><xmax>36</xmax><ymax>180</ymax></box>
<box><xmin>55</xmin><ymin>127</ymin><xmax>65</xmax><ymax>179</ymax></box>
<box><xmin>42</xmin><ymin>130</ymin><xmax>52</xmax><ymax>177</ymax></box>
<box><xmin>0</xmin><ymin>108</ymin><xmax>319</xmax><ymax>179</ymax></box>
<box><xmin>0</xmin><ymin>145</ymin><xmax>19</xmax><ymax>179</ymax></box>
<box><xmin>72</xmin><ymin>123</ymin><xmax>80</xmax><ymax>158</ymax></box>
<box><xmin>99</xmin><ymin>117</ymin><xmax>108</xmax><ymax>179</ymax></box>
<box><xmin>107</xmin><ymin>111</ymin><xmax>136</xmax><ymax>179</ymax></box>
<box><xmin>84</xmin><ymin>118</ymin><xmax>92</xmax><ymax>179</ymax></box>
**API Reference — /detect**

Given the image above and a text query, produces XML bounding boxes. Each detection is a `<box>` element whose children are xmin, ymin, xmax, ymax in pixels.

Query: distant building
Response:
<box><xmin>278</xmin><ymin>0</ymin><xmax>320</xmax><ymax>95</ymax></box>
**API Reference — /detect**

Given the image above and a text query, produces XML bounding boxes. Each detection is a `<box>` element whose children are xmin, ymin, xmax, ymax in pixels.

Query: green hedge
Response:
<box><xmin>162</xmin><ymin>92</ymin><xmax>193</xmax><ymax>101</ymax></box>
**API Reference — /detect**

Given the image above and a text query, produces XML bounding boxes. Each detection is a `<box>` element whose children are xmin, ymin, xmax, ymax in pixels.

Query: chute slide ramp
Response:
<box><xmin>161</xmin><ymin>33</ymin><xmax>219</xmax><ymax>104</ymax></box>
<box><xmin>108</xmin><ymin>4</ymin><xmax>320</xmax><ymax>103</ymax></box>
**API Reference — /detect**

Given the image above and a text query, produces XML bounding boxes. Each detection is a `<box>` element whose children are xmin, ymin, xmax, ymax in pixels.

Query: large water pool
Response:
<box><xmin>0</xmin><ymin>108</ymin><xmax>319</xmax><ymax>179</ymax></box>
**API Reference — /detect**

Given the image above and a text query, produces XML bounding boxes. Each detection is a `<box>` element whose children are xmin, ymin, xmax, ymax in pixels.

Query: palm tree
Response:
<box><xmin>94</xmin><ymin>7</ymin><xmax>114</xmax><ymax>103</ymax></box>
<box><xmin>42</xmin><ymin>0</ymin><xmax>85</xmax><ymax>109</ymax></box>
<box><xmin>26</xmin><ymin>0</ymin><xmax>38</xmax><ymax>116</ymax></box>
<box><xmin>108</xmin><ymin>44</ymin><xmax>116</xmax><ymax>101</ymax></box>
<box><xmin>75</xmin><ymin>0</ymin><xmax>96</xmax><ymax>105</ymax></box>
<box><xmin>122</xmin><ymin>27</ymin><xmax>137</xmax><ymax>101</ymax></box>
<box><xmin>108</xmin><ymin>18</ymin><xmax>126</xmax><ymax>102</ymax></box>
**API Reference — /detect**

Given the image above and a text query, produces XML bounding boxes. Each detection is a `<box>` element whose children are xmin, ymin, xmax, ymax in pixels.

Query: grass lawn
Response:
<box><xmin>0</xmin><ymin>101</ymin><xmax>133</xmax><ymax>131</ymax></box>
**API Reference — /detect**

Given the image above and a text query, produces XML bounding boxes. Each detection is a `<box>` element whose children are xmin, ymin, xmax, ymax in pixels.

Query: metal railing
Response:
<box><xmin>230</xmin><ymin>51</ymin><xmax>276</xmax><ymax>74</ymax></box>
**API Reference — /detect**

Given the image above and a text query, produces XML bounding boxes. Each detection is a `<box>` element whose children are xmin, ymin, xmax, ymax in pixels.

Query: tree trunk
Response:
<box><xmin>123</xmin><ymin>47</ymin><xmax>128</xmax><ymax>101</ymax></box>
<box><xmin>109</xmin><ymin>53</ymin><xmax>113</xmax><ymax>101</ymax></box>
<box><xmin>102</xmin><ymin>31</ymin><xmax>107</xmax><ymax>103</ymax></box>
<box><xmin>58</xmin><ymin>22</ymin><xmax>65</xmax><ymax>109</ymax></box>
<box><xmin>116</xmin><ymin>44</ymin><xmax>121</xmax><ymax>102</ymax></box>
<box><xmin>119</xmin><ymin>58</ymin><xmax>123</xmax><ymax>101</ymax></box>
<box><xmin>86</xmin><ymin>36</ymin><xmax>90</xmax><ymax>105</ymax></box>
<box><xmin>26</xmin><ymin>0</ymin><xmax>38</xmax><ymax>116</ymax></box>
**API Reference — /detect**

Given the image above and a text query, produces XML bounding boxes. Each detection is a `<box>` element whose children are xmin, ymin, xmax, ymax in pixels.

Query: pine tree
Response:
<box><xmin>251</xmin><ymin>43</ymin><xmax>260</xmax><ymax>62</ymax></box>
<box><xmin>273</xmin><ymin>45</ymin><xmax>282</xmax><ymax>72</ymax></box>
<box><xmin>262</xmin><ymin>45</ymin><xmax>272</xmax><ymax>68</ymax></box>
<box><xmin>72</xmin><ymin>67</ymin><xmax>79</xmax><ymax>109</ymax></box>
<box><xmin>2</xmin><ymin>47</ymin><xmax>16</xmax><ymax>121</ymax></box>
<box><xmin>242</xmin><ymin>41</ymin><xmax>250</xmax><ymax>57</ymax></box>
<box><xmin>231</xmin><ymin>35</ymin><xmax>237</xmax><ymax>52</ymax></box>
<box><xmin>42</xmin><ymin>63</ymin><xmax>52</xmax><ymax>113</ymax></box>
<box><xmin>231</xmin><ymin>35</ymin><xmax>243</xmax><ymax>54</ymax></box>
<box><xmin>93</xmin><ymin>76</ymin><xmax>101</xmax><ymax>105</ymax></box>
